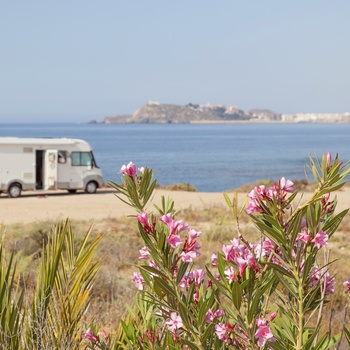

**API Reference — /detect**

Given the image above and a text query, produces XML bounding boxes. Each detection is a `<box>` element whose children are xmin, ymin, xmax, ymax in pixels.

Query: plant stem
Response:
<box><xmin>296</xmin><ymin>273</ymin><xmax>304</xmax><ymax>350</ymax></box>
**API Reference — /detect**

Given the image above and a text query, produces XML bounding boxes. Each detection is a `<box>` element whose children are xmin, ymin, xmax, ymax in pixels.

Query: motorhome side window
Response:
<box><xmin>71</xmin><ymin>152</ymin><xmax>93</xmax><ymax>167</ymax></box>
<box><xmin>58</xmin><ymin>151</ymin><xmax>67</xmax><ymax>164</ymax></box>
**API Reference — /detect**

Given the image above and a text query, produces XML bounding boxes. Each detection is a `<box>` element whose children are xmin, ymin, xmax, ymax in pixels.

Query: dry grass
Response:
<box><xmin>3</xmin><ymin>198</ymin><xmax>350</xmax><ymax>342</ymax></box>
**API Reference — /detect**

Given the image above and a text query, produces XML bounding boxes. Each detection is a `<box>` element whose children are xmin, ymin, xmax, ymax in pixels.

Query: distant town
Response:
<box><xmin>90</xmin><ymin>101</ymin><xmax>350</xmax><ymax>124</ymax></box>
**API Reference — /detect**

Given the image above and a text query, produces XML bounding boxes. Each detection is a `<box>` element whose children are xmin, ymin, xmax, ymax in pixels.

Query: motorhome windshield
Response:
<box><xmin>90</xmin><ymin>151</ymin><xmax>99</xmax><ymax>168</ymax></box>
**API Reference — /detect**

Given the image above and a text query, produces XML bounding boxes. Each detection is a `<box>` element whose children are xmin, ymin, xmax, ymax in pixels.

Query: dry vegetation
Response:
<box><xmin>3</xmin><ymin>187</ymin><xmax>350</xmax><ymax>342</ymax></box>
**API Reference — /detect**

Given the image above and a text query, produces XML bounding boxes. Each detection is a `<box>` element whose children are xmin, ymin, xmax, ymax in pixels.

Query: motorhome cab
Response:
<box><xmin>0</xmin><ymin>137</ymin><xmax>104</xmax><ymax>198</ymax></box>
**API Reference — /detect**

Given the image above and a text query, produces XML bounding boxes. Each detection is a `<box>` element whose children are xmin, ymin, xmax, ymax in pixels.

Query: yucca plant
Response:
<box><xmin>0</xmin><ymin>227</ymin><xmax>25</xmax><ymax>350</ymax></box>
<box><xmin>0</xmin><ymin>220</ymin><xmax>102</xmax><ymax>350</ymax></box>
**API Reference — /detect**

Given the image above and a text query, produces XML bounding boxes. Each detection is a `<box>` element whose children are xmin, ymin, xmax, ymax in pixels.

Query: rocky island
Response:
<box><xmin>94</xmin><ymin>101</ymin><xmax>350</xmax><ymax>124</ymax></box>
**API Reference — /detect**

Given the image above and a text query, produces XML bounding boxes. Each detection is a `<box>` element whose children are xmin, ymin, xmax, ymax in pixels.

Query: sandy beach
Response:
<box><xmin>1</xmin><ymin>187</ymin><xmax>350</xmax><ymax>226</ymax></box>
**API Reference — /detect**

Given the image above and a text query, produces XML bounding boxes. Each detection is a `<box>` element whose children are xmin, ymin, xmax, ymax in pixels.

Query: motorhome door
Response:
<box><xmin>44</xmin><ymin>150</ymin><xmax>58</xmax><ymax>190</ymax></box>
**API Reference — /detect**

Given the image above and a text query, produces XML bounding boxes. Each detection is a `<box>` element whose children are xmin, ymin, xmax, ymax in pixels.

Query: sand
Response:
<box><xmin>0</xmin><ymin>188</ymin><xmax>349</xmax><ymax>226</ymax></box>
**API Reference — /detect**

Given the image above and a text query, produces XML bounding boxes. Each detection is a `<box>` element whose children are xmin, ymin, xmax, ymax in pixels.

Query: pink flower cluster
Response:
<box><xmin>246</xmin><ymin>177</ymin><xmax>294</xmax><ymax>214</ymax></box>
<box><xmin>205</xmin><ymin>308</ymin><xmax>224</xmax><ymax>323</ymax></box>
<box><xmin>132</xmin><ymin>212</ymin><xmax>202</xmax><ymax>290</ymax></box>
<box><xmin>119</xmin><ymin>161</ymin><xmax>144</xmax><ymax>177</ymax></box>
<box><xmin>159</xmin><ymin>213</ymin><xmax>201</xmax><ymax>263</ymax></box>
<box><xmin>132</xmin><ymin>271</ymin><xmax>145</xmax><ymax>290</ymax></box>
<box><xmin>179</xmin><ymin>269</ymin><xmax>206</xmax><ymax>289</ymax></box>
<box><xmin>296</xmin><ymin>228</ymin><xmax>328</xmax><ymax>250</ymax></box>
<box><xmin>82</xmin><ymin>328</ymin><xmax>108</xmax><ymax>345</ymax></box>
<box><xmin>309</xmin><ymin>266</ymin><xmax>335</xmax><ymax>294</ymax></box>
<box><xmin>214</xmin><ymin>316</ymin><xmax>276</xmax><ymax>347</ymax></box>
<box><xmin>220</xmin><ymin>238</ymin><xmax>260</xmax><ymax>279</ymax></box>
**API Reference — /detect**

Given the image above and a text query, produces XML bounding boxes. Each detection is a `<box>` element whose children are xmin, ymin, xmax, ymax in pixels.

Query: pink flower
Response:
<box><xmin>188</xmin><ymin>228</ymin><xmax>201</xmax><ymax>240</ymax></box>
<box><xmin>119</xmin><ymin>161</ymin><xmax>137</xmax><ymax>177</ymax></box>
<box><xmin>224</xmin><ymin>266</ymin><xmax>236</xmax><ymax>284</ymax></box>
<box><xmin>149</xmin><ymin>259</ymin><xmax>160</xmax><ymax>270</ymax></box>
<box><xmin>325</xmin><ymin>272</ymin><xmax>335</xmax><ymax>294</ymax></box>
<box><xmin>312</xmin><ymin>230</ymin><xmax>328</xmax><ymax>249</ymax></box>
<box><xmin>254</xmin><ymin>318</ymin><xmax>275</xmax><ymax>347</ymax></box>
<box><xmin>138</xmin><ymin>246</ymin><xmax>150</xmax><ymax>260</ymax></box>
<box><xmin>131</xmin><ymin>271</ymin><xmax>145</xmax><ymax>290</ymax></box>
<box><xmin>343</xmin><ymin>278</ymin><xmax>350</xmax><ymax>293</ymax></box>
<box><xmin>298</xmin><ymin>229</ymin><xmax>311</xmax><ymax>244</ymax></box>
<box><xmin>179</xmin><ymin>272</ymin><xmax>194</xmax><ymax>288</ymax></box>
<box><xmin>166</xmin><ymin>234</ymin><xmax>182</xmax><ymax>248</ymax></box>
<box><xmin>180</xmin><ymin>250</ymin><xmax>199</xmax><ymax>262</ymax></box>
<box><xmin>279</xmin><ymin>177</ymin><xmax>294</xmax><ymax>193</ymax></box>
<box><xmin>222</xmin><ymin>244</ymin><xmax>234</xmax><ymax>262</ymax></box>
<box><xmin>269</xmin><ymin>312</ymin><xmax>277</xmax><ymax>321</ymax></box>
<box><xmin>193</xmin><ymin>269</ymin><xmax>206</xmax><ymax>286</ymax></box>
<box><xmin>82</xmin><ymin>328</ymin><xmax>99</xmax><ymax>343</ymax></box>
<box><xmin>309</xmin><ymin>266</ymin><xmax>320</xmax><ymax>288</ymax></box>
<box><xmin>205</xmin><ymin>308</ymin><xmax>224</xmax><ymax>323</ymax></box>
<box><xmin>261</xmin><ymin>238</ymin><xmax>274</xmax><ymax>257</ymax></box>
<box><xmin>211</xmin><ymin>253</ymin><xmax>218</xmax><ymax>265</ymax></box>
<box><xmin>215</xmin><ymin>323</ymin><xmax>229</xmax><ymax>341</ymax></box>
<box><xmin>327</xmin><ymin>152</ymin><xmax>332</xmax><ymax>165</ymax></box>
<box><xmin>246</xmin><ymin>186</ymin><xmax>267</xmax><ymax>214</ymax></box>
<box><xmin>159</xmin><ymin>213</ymin><xmax>173</xmax><ymax>225</ymax></box>
<box><xmin>309</xmin><ymin>266</ymin><xmax>335</xmax><ymax>294</ymax></box>
<box><xmin>137</xmin><ymin>212</ymin><xmax>154</xmax><ymax>232</ymax></box>
<box><xmin>159</xmin><ymin>214</ymin><xmax>188</xmax><ymax>236</ymax></box>
<box><xmin>234</xmin><ymin>256</ymin><xmax>249</xmax><ymax>276</ymax></box>
<box><xmin>165</xmin><ymin>312</ymin><xmax>183</xmax><ymax>333</ymax></box>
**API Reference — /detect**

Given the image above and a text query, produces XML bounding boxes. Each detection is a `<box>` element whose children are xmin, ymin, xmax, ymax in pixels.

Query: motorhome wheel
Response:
<box><xmin>9</xmin><ymin>184</ymin><xmax>22</xmax><ymax>198</ymax></box>
<box><xmin>85</xmin><ymin>181</ymin><xmax>97</xmax><ymax>194</ymax></box>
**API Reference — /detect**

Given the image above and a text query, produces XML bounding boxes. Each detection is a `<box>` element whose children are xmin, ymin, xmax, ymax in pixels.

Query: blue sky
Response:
<box><xmin>1</xmin><ymin>1</ymin><xmax>349</xmax><ymax>123</ymax></box>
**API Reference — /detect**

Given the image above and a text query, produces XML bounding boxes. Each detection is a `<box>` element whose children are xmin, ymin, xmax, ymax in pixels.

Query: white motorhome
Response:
<box><xmin>0</xmin><ymin>137</ymin><xmax>104</xmax><ymax>198</ymax></box>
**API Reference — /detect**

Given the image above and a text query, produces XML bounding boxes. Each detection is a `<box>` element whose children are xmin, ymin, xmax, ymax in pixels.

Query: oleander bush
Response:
<box><xmin>88</xmin><ymin>153</ymin><xmax>350</xmax><ymax>349</ymax></box>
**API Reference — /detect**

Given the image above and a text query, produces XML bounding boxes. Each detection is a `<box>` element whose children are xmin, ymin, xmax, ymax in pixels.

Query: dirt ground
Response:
<box><xmin>0</xmin><ymin>188</ymin><xmax>246</xmax><ymax>225</ymax></box>
<box><xmin>1</xmin><ymin>187</ymin><xmax>350</xmax><ymax>226</ymax></box>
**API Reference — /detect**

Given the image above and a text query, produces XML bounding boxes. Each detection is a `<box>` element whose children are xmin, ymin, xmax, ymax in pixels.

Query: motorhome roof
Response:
<box><xmin>0</xmin><ymin>137</ymin><xmax>88</xmax><ymax>146</ymax></box>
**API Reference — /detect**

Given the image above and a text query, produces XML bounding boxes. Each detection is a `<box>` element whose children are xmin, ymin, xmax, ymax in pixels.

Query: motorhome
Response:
<box><xmin>0</xmin><ymin>137</ymin><xmax>104</xmax><ymax>198</ymax></box>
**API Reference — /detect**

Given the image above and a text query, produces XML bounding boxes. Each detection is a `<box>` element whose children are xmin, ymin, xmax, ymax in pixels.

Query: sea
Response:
<box><xmin>1</xmin><ymin>123</ymin><xmax>350</xmax><ymax>192</ymax></box>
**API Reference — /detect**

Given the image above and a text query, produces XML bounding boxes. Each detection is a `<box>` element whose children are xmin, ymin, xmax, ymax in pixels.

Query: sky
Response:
<box><xmin>1</xmin><ymin>1</ymin><xmax>350</xmax><ymax>123</ymax></box>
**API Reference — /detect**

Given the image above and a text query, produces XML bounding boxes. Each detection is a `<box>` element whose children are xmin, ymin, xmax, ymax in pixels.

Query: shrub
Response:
<box><xmin>92</xmin><ymin>155</ymin><xmax>350</xmax><ymax>350</ymax></box>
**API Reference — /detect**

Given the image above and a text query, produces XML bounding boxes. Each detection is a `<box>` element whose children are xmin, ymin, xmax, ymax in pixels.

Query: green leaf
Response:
<box><xmin>182</xmin><ymin>339</ymin><xmax>202</xmax><ymax>350</ymax></box>
<box><xmin>322</xmin><ymin>208</ymin><xmax>349</xmax><ymax>238</ymax></box>
<box><xmin>269</xmin><ymin>342</ymin><xmax>289</xmax><ymax>350</ymax></box>
<box><xmin>231</xmin><ymin>281</ymin><xmax>243</xmax><ymax>310</ymax></box>
<box><xmin>153</xmin><ymin>276</ymin><xmax>178</xmax><ymax>298</ymax></box>
<box><xmin>274</xmin><ymin>270</ymin><xmax>298</xmax><ymax>298</ymax></box>
<box><xmin>343</xmin><ymin>326</ymin><xmax>350</xmax><ymax>344</ymax></box>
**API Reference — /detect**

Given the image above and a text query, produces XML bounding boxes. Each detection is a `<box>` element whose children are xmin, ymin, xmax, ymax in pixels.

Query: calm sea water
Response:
<box><xmin>1</xmin><ymin>123</ymin><xmax>350</xmax><ymax>192</ymax></box>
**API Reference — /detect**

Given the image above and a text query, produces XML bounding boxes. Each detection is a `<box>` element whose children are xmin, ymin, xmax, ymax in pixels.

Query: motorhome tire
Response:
<box><xmin>85</xmin><ymin>181</ymin><xmax>97</xmax><ymax>194</ymax></box>
<box><xmin>9</xmin><ymin>183</ymin><xmax>22</xmax><ymax>198</ymax></box>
